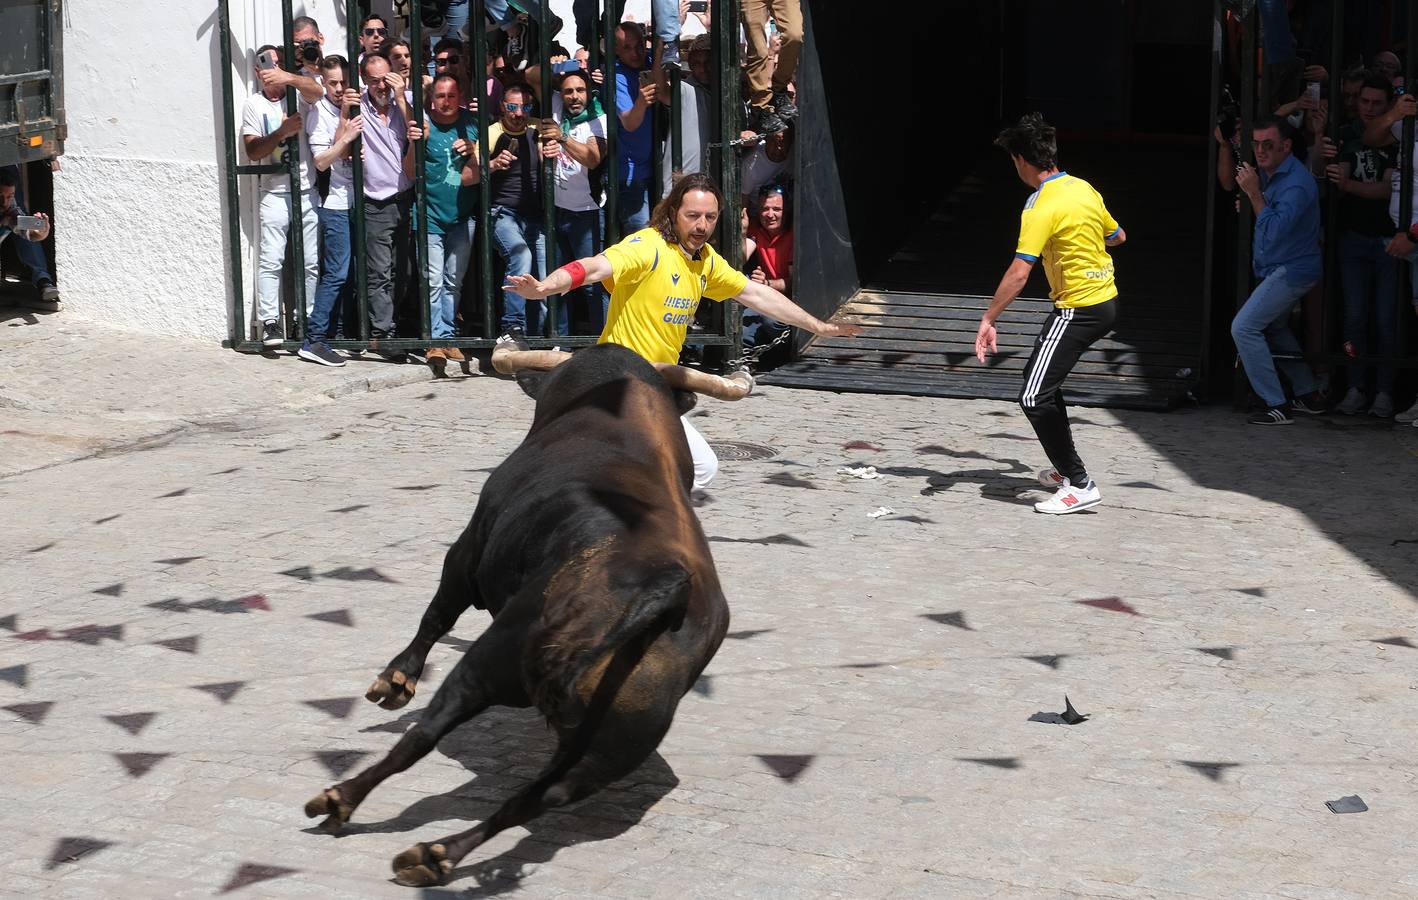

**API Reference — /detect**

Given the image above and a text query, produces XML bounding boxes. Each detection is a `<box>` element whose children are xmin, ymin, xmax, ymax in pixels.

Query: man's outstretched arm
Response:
<box><xmin>505</xmin><ymin>254</ymin><xmax>615</xmax><ymax>299</ymax></box>
<box><xmin>735</xmin><ymin>279</ymin><xmax>863</xmax><ymax>338</ymax></box>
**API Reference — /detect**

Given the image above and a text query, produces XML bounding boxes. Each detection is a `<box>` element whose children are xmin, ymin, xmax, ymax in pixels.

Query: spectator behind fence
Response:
<box><xmin>741</xmin><ymin>0</ymin><xmax>801</xmax><ymax>135</ymax></box>
<box><xmin>658</xmin><ymin>33</ymin><xmax>713</xmax><ymax>194</ymax></box>
<box><xmin>1360</xmin><ymin>71</ymin><xmax>1418</xmax><ymax>424</ymax></box>
<box><xmin>1325</xmin><ymin>73</ymin><xmax>1400</xmax><ymax>417</ymax></box>
<box><xmin>1231</xmin><ymin>116</ymin><xmax>1325</xmax><ymax>425</ymax></box>
<box><xmin>0</xmin><ymin>166</ymin><xmax>57</xmax><ymax>310</ymax></box>
<box><xmin>740</xmin><ymin>123</ymin><xmax>793</xmax><ymax>206</ymax></box>
<box><xmin>541</xmin><ymin>70</ymin><xmax>610</xmax><ymax>332</ymax></box>
<box><xmin>242</xmin><ymin>44</ymin><xmax>322</xmax><ymax>348</ymax></box>
<box><xmin>359</xmin><ymin>14</ymin><xmax>390</xmax><ymax>60</ymax></box>
<box><xmin>387</xmin><ymin>39</ymin><xmax>415</xmax><ymax>85</ymax></box>
<box><xmin>741</xmin><ymin>184</ymin><xmax>793</xmax><ymax>350</ymax></box>
<box><xmin>614</xmin><ymin>22</ymin><xmax>659</xmax><ymax>234</ymax></box>
<box><xmin>292</xmin><ymin>16</ymin><xmax>325</xmax><ymax>77</ymax></box>
<box><xmin>432</xmin><ymin>38</ymin><xmax>476</xmax><ymax>111</ymax></box>
<box><xmin>303</xmin><ymin>55</ymin><xmax>362</xmax><ymax>368</ymax></box>
<box><xmin>488</xmin><ymin>84</ymin><xmax>556</xmax><ymax>340</ymax></box>
<box><xmin>406</xmin><ymin>74</ymin><xmax>480</xmax><ymax>372</ymax></box>
<box><xmin>358</xmin><ymin>52</ymin><xmax>414</xmax><ymax>361</ymax></box>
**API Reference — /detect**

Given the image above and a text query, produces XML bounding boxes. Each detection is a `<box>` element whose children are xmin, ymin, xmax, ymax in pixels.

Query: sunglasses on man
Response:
<box><xmin>1251</xmin><ymin>138</ymin><xmax>1280</xmax><ymax>150</ymax></box>
<box><xmin>363</xmin><ymin>27</ymin><xmax>388</xmax><ymax>36</ymax></box>
<box><xmin>503</xmin><ymin>103</ymin><xmax>530</xmax><ymax>113</ymax></box>
<box><xmin>436</xmin><ymin>55</ymin><xmax>462</xmax><ymax>66</ymax></box>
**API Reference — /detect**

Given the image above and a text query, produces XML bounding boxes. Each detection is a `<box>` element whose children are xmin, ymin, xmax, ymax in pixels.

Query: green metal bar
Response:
<box><xmin>280</xmin><ymin>3</ymin><xmax>309</xmax><ymax>346</ymax></box>
<box><xmin>350</xmin><ymin>0</ymin><xmax>370</xmax><ymax>342</ymax></box>
<box><xmin>539</xmin><ymin>2</ymin><xmax>559</xmax><ymax>336</ymax></box>
<box><xmin>1199</xmin><ymin>0</ymin><xmax>1221</xmax><ymax>388</ymax></box>
<box><xmin>473</xmin><ymin>0</ymin><xmax>495</xmax><ymax>339</ymax></box>
<box><xmin>1398</xmin><ymin>0</ymin><xmax>1417</xmax><ymax>360</ymax></box>
<box><xmin>604</xmin><ymin>0</ymin><xmax>620</xmax><ymax>244</ymax></box>
<box><xmin>670</xmin><ymin>65</ymin><xmax>682</xmax><ymax>184</ymax></box>
<box><xmin>411</xmin><ymin>0</ymin><xmax>432</xmax><ymax>344</ymax></box>
<box><xmin>1233</xmin><ymin>1</ymin><xmax>1256</xmax><ymax>408</ymax></box>
<box><xmin>216</xmin><ymin>0</ymin><xmax>247</xmax><ymax>349</ymax></box>
<box><xmin>714</xmin><ymin>0</ymin><xmax>743</xmax><ymax>360</ymax></box>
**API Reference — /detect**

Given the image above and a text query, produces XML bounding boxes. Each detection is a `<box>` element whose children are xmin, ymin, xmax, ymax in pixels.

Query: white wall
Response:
<box><xmin>53</xmin><ymin>0</ymin><xmax>687</xmax><ymax>340</ymax></box>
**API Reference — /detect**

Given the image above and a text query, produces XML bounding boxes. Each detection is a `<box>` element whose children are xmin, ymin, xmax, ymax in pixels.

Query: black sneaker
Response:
<box><xmin>297</xmin><ymin>340</ymin><xmax>346</xmax><ymax>367</ymax></box>
<box><xmin>496</xmin><ymin>327</ymin><xmax>529</xmax><ymax>351</ymax></box>
<box><xmin>262</xmin><ymin>320</ymin><xmax>283</xmax><ymax>347</ymax></box>
<box><xmin>1290</xmin><ymin>392</ymin><xmax>1326</xmax><ymax>415</ymax></box>
<box><xmin>1248</xmin><ymin>406</ymin><xmax>1293</xmax><ymax>425</ymax></box>
<box><xmin>771</xmin><ymin>89</ymin><xmax>798</xmax><ymax>121</ymax></box>
<box><xmin>747</xmin><ymin>106</ymin><xmax>787</xmax><ymax>136</ymax></box>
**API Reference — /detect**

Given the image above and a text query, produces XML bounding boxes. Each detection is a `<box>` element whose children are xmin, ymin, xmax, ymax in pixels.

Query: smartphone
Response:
<box><xmin>687</xmin><ymin>0</ymin><xmax>708</xmax><ymax>11</ymax></box>
<box><xmin>256</xmin><ymin>49</ymin><xmax>277</xmax><ymax>70</ymax></box>
<box><xmin>638</xmin><ymin>68</ymin><xmax>655</xmax><ymax>88</ymax></box>
<box><xmin>1304</xmin><ymin>81</ymin><xmax>1320</xmax><ymax>104</ymax></box>
<box><xmin>15</xmin><ymin>214</ymin><xmax>44</xmax><ymax>233</ymax></box>
<box><xmin>552</xmin><ymin>59</ymin><xmax>581</xmax><ymax>75</ymax></box>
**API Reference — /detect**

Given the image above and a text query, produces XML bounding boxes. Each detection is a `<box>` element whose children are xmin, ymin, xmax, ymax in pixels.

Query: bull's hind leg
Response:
<box><xmin>390</xmin><ymin>709</ymin><xmax>674</xmax><ymax>886</ymax></box>
<box><xmin>367</xmin><ymin>539</ymin><xmax>482</xmax><ymax>710</ymax></box>
<box><xmin>308</xmin><ymin>628</ymin><xmax>520</xmax><ymax>832</ymax></box>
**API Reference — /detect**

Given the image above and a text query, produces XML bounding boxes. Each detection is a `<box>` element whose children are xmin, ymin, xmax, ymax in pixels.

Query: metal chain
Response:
<box><xmin>721</xmin><ymin>325</ymin><xmax>795</xmax><ymax>373</ymax></box>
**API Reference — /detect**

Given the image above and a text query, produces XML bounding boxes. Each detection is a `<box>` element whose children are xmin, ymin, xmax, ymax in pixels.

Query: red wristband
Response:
<box><xmin>559</xmin><ymin>261</ymin><xmax>586</xmax><ymax>291</ymax></box>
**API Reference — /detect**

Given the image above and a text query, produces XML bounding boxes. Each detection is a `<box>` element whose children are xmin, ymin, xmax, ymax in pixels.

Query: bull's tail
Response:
<box><xmin>531</xmin><ymin>565</ymin><xmax>692</xmax><ymax>728</ymax></box>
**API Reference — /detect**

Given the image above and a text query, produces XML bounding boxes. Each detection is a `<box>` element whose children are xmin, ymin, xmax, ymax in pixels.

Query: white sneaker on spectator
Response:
<box><xmin>1370</xmin><ymin>392</ymin><xmax>1394</xmax><ymax>418</ymax></box>
<box><xmin>1397</xmin><ymin>397</ymin><xmax>1418</xmax><ymax>424</ymax></box>
<box><xmin>1337</xmin><ymin>387</ymin><xmax>1367</xmax><ymax>415</ymax></box>
<box><xmin>1037</xmin><ymin>468</ymin><xmax>1066</xmax><ymax>488</ymax></box>
<box><xmin>1034</xmin><ymin>480</ymin><xmax>1101</xmax><ymax>515</ymax></box>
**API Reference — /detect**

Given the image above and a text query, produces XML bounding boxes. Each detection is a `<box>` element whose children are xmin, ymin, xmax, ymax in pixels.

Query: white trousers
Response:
<box><xmin>681</xmin><ymin>415</ymin><xmax>718</xmax><ymax>489</ymax></box>
<box><xmin>256</xmin><ymin>189</ymin><xmax>320</xmax><ymax>325</ymax></box>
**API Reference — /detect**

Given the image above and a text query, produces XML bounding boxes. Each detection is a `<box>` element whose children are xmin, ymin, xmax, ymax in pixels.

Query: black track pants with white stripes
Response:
<box><xmin>1017</xmin><ymin>298</ymin><xmax>1117</xmax><ymax>487</ymax></box>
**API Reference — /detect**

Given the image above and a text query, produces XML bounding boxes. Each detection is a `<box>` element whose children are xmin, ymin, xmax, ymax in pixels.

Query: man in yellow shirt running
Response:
<box><xmin>505</xmin><ymin>172</ymin><xmax>861</xmax><ymax>488</ymax></box>
<box><xmin>975</xmin><ymin>113</ymin><xmax>1127</xmax><ymax>515</ymax></box>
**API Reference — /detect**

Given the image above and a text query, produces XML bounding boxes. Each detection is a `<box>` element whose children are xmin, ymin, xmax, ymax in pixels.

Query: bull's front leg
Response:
<box><xmin>367</xmin><ymin>545</ymin><xmax>482</xmax><ymax>710</ymax></box>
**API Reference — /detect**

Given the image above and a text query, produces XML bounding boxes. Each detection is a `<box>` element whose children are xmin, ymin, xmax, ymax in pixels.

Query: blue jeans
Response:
<box><xmin>425</xmin><ymin>218</ymin><xmax>475</xmax><ymax>339</ymax></box>
<box><xmin>1340</xmin><ymin>232</ymin><xmax>1400</xmax><ymax>394</ymax></box>
<box><xmin>1231</xmin><ymin>264</ymin><xmax>1318</xmax><ymax>408</ymax></box>
<box><xmin>490</xmin><ymin>205</ymin><xmax>550</xmax><ymax>335</ymax></box>
<box><xmin>618</xmin><ymin>178</ymin><xmax>651</xmax><ymax>234</ymax></box>
<box><xmin>555</xmin><ymin>207</ymin><xmax>608</xmax><ymax>332</ymax></box>
<box><xmin>310</xmin><ymin>206</ymin><xmax>352</xmax><ymax>343</ymax></box>
<box><xmin>742</xmin><ymin>310</ymin><xmax>787</xmax><ymax>348</ymax></box>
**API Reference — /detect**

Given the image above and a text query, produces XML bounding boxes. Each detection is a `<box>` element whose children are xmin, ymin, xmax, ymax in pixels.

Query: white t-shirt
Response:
<box><xmin>307</xmin><ymin>96</ymin><xmax>354</xmax><ymax>210</ymax></box>
<box><xmin>1388</xmin><ymin>121</ymin><xmax>1418</xmax><ymax>228</ymax></box>
<box><xmin>552</xmin><ymin>94</ymin><xmax>607</xmax><ymax>213</ymax></box>
<box><xmin>740</xmin><ymin>142</ymin><xmax>793</xmax><ymax>199</ymax></box>
<box><xmin>241</xmin><ymin>92</ymin><xmax>317</xmax><ymax>194</ymax></box>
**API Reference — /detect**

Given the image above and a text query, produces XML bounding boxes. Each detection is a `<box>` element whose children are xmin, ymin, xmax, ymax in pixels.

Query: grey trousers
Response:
<box><xmin>363</xmin><ymin>191</ymin><xmax>411</xmax><ymax>336</ymax></box>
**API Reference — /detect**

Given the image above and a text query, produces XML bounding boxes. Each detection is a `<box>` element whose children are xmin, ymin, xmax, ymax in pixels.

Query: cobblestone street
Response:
<box><xmin>4</xmin><ymin>313</ymin><xmax>1418</xmax><ymax>898</ymax></box>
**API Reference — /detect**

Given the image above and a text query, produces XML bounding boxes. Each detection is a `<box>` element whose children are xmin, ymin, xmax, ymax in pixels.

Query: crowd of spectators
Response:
<box><xmin>1215</xmin><ymin>3</ymin><xmax>1418</xmax><ymax>426</ymax></box>
<box><xmin>241</xmin><ymin>1</ymin><xmax>802</xmax><ymax>373</ymax></box>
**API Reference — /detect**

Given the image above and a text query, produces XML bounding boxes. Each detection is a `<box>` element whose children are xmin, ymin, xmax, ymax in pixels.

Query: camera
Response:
<box><xmin>298</xmin><ymin>39</ymin><xmax>321</xmax><ymax>63</ymax></box>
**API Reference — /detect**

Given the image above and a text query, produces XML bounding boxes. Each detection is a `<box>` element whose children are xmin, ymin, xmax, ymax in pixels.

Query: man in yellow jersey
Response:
<box><xmin>505</xmin><ymin>171</ymin><xmax>862</xmax><ymax>488</ymax></box>
<box><xmin>975</xmin><ymin>113</ymin><xmax>1127</xmax><ymax>515</ymax></box>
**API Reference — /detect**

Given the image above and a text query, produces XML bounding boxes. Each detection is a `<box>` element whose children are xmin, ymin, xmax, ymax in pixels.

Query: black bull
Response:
<box><xmin>304</xmin><ymin>343</ymin><xmax>731</xmax><ymax>886</ymax></box>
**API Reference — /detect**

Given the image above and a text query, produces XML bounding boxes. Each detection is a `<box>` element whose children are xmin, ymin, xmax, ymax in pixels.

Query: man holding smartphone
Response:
<box><xmin>404</xmin><ymin>74</ymin><xmax>481</xmax><ymax>373</ymax></box>
<box><xmin>0</xmin><ymin>166</ymin><xmax>57</xmax><ymax>310</ymax></box>
<box><xmin>613</xmin><ymin>22</ymin><xmax>660</xmax><ymax>235</ymax></box>
<box><xmin>487</xmin><ymin>84</ymin><xmax>555</xmax><ymax>340</ymax></box>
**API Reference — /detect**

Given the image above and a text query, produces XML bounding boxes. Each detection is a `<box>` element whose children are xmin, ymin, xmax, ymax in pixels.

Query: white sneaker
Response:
<box><xmin>1370</xmin><ymin>392</ymin><xmax>1394</xmax><ymax>418</ymax></box>
<box><xmin>1037</xmin><ymin>468</ymin><xmax>1067</xmax><ymax>488</ymax></box>
<box><xmin>1397</xmin><ymin>398</ymin><xmax>1418</xmax><ymax>424</ymax></box>
<box><xmin>1034</xmin><ymin>481</ymin><xmax>1102</xmax><ymax>515</ymax></box>
<box><xmin>1337</xmin><ymin>387</ymin><xmax>1367</xmax><ymax>416</ymax></box>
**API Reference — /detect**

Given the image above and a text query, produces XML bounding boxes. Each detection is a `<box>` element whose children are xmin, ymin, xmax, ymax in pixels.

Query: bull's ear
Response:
<box><xmin>672</xmin><ymin>389</ymin><xmax>698</xmax><ymax>416</ymax></box>
<box><xmin>515</xmin><ymin>372</ymin><xmax>547</xmax><ymax>400</ymax></box>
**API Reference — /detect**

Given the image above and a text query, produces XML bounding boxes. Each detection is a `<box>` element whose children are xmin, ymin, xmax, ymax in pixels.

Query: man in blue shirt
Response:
<box><xmin>613</xmin><ymin>21</ymin><xmax>658</xmax><ymax>235</ymax></box>
<box><xmin>1232</xmin><ymin>116</ymin><xmax>1324</xmax><ymax>425</ymax></box>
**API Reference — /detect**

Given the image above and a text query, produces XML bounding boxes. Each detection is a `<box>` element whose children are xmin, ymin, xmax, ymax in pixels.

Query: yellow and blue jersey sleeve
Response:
<box><xmin>603</xmin><ymin>228</ymin><xmax>661</xmax><ymax>287</ymax></box>
<box><xmin>1015</xmin><ymin>200</ymin><xmax>1055</xmax><ymax>263</ymax></box>
<box><xmin>700</xmin><ymin>245</ymin><xmax>749</xmax><ymax>301</ymax></box>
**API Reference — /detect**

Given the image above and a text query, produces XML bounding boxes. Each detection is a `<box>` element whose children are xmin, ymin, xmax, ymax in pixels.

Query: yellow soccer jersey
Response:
<box><xmin>599</xmin><ymin>228</ymin><xmax>749</xmax><ymax>365</ymax></box>
<box><xmin>1014</xmin><ymin>172</ymin><xmax>1121</xmax><ymax>308</ymax></box>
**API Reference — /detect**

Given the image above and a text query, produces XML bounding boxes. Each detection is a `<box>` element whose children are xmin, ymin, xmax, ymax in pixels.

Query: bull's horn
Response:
<box><xmin>491</xmin><ymin>346</ymin><xmax>573</xmax><ymax>374</ymax></box>
<box><xmin>653</xmin><ymin>363</ymin><xmax>754</xmax><ymax>401</ymax></box>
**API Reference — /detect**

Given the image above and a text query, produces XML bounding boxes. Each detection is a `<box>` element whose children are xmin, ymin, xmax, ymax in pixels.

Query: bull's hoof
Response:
<box><xmin>392</xmin><ymin>842</ymin><xmax>452</xmax><ymax>887</ymax></box>
<box><xmin>366</xmin><ymin>668</ymin><xmax>417</xmax><ymax>710</ymax></box>
<box><xmin>304</xmin><ymin>786</ymin><xmax>355</xmax><ymax>833</ymax></box>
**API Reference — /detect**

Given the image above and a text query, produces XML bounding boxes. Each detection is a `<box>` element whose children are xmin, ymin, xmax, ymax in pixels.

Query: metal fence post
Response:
<box><xmin>1232</xmin><ymin>2</ymin><xmax>1256</xmax><ymax>408</ymax></box>
<box><xmin>1200</xmin><ymin>0</ymin><xmax>1222</xmax><ymax>389</ymax></box>
<box><xmin>281</xmin><ymin>1</ymin><xmax>309</xmax><ymax>345</ymax></box>
<box><xmin>349</xmin><ymin>0</ymin><xmax>371</xmax><ymax>343</ymax></box>
<box><xmin>713</xmin><ymin>0</ymin><xmax>743</xmax><ymax>359</ymax></box>
<box><xmin>540</xmin><ymin>3</ymin><xmax>560</xmax><ymax>337</ymax></box>
<box><xmin>411</xmin><ymin>0</ymin><xmax>432</xmax><ymax>345</ymax></box>
<box><xmin>217</xmin><ymin>0</ymin><xmax>246</xmax><ymax>348</ymax></box>
<box><xmin>1398</xmin><ymin>2</ymin><xmax>1418</xmax><ymax>369</ymax></box>
<box><xmin>604</xmin><ymin>0</ymin><xmax>620</xmax><ymax>244</ymax></box>
<box><xmin>472</xmin><ymin>0</ymin><xmax>495</xmax><ymax>340</ymax></box>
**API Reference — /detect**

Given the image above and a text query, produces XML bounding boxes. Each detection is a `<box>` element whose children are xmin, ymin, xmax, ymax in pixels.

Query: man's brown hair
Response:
<box><xmin>648</xmin><ymin>172</ymin><xmax>725</xmax><ymax>245</ymax></box>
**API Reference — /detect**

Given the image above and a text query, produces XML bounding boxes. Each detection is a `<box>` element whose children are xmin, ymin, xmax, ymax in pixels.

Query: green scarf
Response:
<box><xmin>561</xmin><ymin>93</ymin><xmax>604</xmax><ymax>134</ymax></box>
